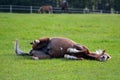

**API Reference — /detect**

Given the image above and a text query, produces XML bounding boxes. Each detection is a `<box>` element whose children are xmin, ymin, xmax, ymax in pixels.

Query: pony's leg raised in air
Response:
<box><xmin>30</xmin><ymin>50</ymin><xmax>51</xmax><ymax>60</ymax></box>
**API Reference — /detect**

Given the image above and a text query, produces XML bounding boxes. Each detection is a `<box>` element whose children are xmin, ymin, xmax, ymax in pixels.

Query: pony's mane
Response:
<box><xmin>95</xmin><ymin>49</ymin><xmax>103</xmax><ymax>55</ymax></box>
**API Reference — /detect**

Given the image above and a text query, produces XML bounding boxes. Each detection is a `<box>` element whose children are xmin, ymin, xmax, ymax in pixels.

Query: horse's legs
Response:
<box><xmin>64</xmin><ymin>54</ymin><xmax>84</xmax><ymax>60</ymax></box>
<box><xmin>67</xmin><ymin>44</ymin><xmax>89</xmax><ymax>54</ymax></box>
<box><xmin>48</xmin><ymin>8</ymin><xmax>53</xmax><ymax>14</ymax></box>
<box><xmin>66</xmin><ymin>44</ymin><xmax>89</xmax><ymax>60</ymax></box>
<box><xmin>30</xmin><ymin>50</ymin><xmax>50</xmax><ymax>60</ymax></box>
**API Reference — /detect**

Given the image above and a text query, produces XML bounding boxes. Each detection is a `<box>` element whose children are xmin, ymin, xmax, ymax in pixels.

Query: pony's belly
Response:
<box><xmin>48</xmin><ymin>38</ymin><xmax>76</xmax><ymax>58</ymax></box>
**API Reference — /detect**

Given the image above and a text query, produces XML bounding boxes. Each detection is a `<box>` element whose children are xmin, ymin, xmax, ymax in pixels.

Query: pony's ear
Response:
<box><xmin>102</xmin><ymin>50</ymin><xmax>106</xmax><ymax>54</ymax></box>
<box><xmin>30</xmin><ymin>42</ymin><xmax>33</xmax><ymax>45</ymax></box>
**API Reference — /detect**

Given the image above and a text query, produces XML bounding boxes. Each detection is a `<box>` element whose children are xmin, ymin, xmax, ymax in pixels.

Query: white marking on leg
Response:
<box><xmin>60</xmin><ymin>47</ymin><xmax>63</xmax><ymax>51</ymax></box>
<box><xmin>64</xmin><ymin>54</ymin><xmax>78</xmax><ymax>60</ymax></box>
<box><xmin>35</xmin><ymin>40</ymin><xmax>40</xmax><ymax>43</ymax></box>
<box><xmin>32</xmin><ymin>56</ymin><xmax>39</xmax><ymax>60</ymax></box>
<box><xmin>67</xmin><ymin>48</ymin><xmax>80</xmax><ymax>53</ymax></box>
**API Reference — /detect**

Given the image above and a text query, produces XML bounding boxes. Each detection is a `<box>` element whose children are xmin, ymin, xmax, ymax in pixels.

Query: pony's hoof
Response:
<box><xmin>31</xmin><ymin>56</ymin><xmax>39</xmax><ymax>60</ymax></box>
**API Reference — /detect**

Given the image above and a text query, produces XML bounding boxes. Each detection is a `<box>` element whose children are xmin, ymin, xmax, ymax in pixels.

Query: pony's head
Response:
<box><xmin>95</xmin><ymin>50</ymin><xmax>111</xmax><ymax>61</ymax></box>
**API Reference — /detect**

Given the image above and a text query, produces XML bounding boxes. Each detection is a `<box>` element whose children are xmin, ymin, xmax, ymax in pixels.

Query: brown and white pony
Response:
<box><xmin>38</xmin><ymin>5</ymin><xmax>53</xmax><ymax>14</ymax></box>
<box><xmin>15</xmin><ymin>37</ymin><xmax>111</xmax><ymax>61</ymax></box>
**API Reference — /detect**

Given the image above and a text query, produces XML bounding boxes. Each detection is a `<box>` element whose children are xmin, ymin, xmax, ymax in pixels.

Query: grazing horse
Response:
<box><xmin>15</xmin><ymin>37</ymin><xmax>111</xmax><ymax>61</ymax></box>
<box><xmin>38</xmin><ymin>5</ymin><xmax>53</xmax><ymax>13</ymax></box>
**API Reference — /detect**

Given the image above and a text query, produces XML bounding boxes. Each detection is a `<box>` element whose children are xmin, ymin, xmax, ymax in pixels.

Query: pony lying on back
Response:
<box><xmin>15</xmin><ymin>37</ymin><xmax>111</xmax><ymax>61</ymax></box>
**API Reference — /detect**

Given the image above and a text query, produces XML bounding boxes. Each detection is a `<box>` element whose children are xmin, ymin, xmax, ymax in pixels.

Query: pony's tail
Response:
<box><xmin>14</xmin><ymin>40</ymin><xmax>29</xmax><ymax>56</ymax></box>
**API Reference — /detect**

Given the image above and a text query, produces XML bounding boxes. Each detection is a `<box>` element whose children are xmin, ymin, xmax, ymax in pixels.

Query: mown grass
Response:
<box><xmin>0</xmin><ymin>13</ymin><xmax>120</xmax><ymax>80</ymax></box>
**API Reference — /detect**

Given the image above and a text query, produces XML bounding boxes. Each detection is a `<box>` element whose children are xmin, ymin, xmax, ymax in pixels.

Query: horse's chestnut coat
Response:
<box><xmin>15</xmin><ymin>37</ymin><xmax>111</xmax><ymax>61</ymax></box>
<box><xmin>30</xmin><ymin>37</ymin><xmax>79</xmax><ymax>58</ymax></box>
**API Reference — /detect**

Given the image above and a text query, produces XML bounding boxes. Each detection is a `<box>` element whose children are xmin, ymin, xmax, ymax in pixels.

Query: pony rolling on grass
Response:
<box><xmin>15</xmin><ymin>37</ymin><xmax>111</xmax><ymax>61</ymax></box>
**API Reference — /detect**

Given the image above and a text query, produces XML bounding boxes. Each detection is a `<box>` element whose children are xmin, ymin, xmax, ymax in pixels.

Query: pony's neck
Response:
<box><xmin>86</xmin><ymin>52</ymin><xmax>100</xmax><ymax>60</ymax></box>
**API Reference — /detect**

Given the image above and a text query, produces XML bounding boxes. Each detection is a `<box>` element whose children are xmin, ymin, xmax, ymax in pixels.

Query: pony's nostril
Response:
<box><xmin>107</xmin><ymin>56</ymin><xmax>111</xmax><ymax>59</ymax></box>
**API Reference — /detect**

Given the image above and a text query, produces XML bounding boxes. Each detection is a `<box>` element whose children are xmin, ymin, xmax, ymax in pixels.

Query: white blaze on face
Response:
<box><xmin>99</xmin><ymin>55</ymin><xmax>107</xmax><ymax>61</ymax></box>
<box><xmin>95</xmin><ymin>49</ymin><xmax>111</xmax><ymax>61</ymax></box>
<box><xmin>99</xmin><ymin>53</ymin><xmax>111</xmax><ymax>61</ymax></box>
<box><xmin>60</xmin><ymin>47</ymin><xmax>63</xmax><ymax>51</ymax></box>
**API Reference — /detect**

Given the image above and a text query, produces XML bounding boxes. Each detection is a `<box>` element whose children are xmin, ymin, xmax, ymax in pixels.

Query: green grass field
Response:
<box><xmin>0</xmin><ymin>13</ymin><xmax>120</xmax><ymax>80</ymax></box>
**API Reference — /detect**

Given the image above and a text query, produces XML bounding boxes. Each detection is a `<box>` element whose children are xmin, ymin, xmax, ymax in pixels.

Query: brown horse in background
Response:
<box><xmin>15</xmin><ymin>37</ymin><xmax>111</xmax><ymax>61</ymax></box>
<box><xmin>38</xmin><ymin>5</ymin><xmax>53</xmax><ymax>13</ymax></box>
